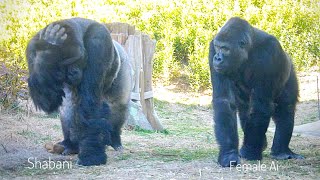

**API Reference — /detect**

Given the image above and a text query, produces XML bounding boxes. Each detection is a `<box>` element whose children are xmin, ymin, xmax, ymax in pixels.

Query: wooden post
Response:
<box><xmin>124</xmin><ymin>34</ymin><xmax>152</xmax><ymax>130</ymax></box>
<box><xmin>106</xmin><ymin>22</ymin><xmax>163</xmax><ymax>131</ymax></box>
<box><xmin>141</xmin><ymin>35</ymin><xmax>164</xmax><ymax>130</ymax></box>
<box><xmin>125</xmin><ymin>35</ymin><xmax>142</xmax><ymax>103</ymax></box>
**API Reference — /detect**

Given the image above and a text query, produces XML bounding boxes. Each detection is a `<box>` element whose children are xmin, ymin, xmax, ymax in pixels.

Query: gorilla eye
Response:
<box><xmin>239</xmin><ymin>40</ymin><xmax>246</xmax><ymax>48</ymax></box>
<box><xmin>221</xmin><ymin>47</ymin><xmax>228</xmax><ymax>51</ymax></box>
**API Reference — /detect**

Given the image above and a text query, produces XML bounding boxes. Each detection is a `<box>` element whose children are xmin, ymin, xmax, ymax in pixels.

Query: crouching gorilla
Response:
<box><xmin>209</xmin><ymin>17</ymin><xmax>304</xmax><ymax>167</ymax></box>
<box><xmin>26</xmin><ymin>18</ymin><xmax>132</xmax><ymax>166</ymax></box>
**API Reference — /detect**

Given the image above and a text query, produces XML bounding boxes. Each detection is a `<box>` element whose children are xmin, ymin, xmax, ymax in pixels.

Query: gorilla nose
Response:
<box><xmin>214</xmin><ymin>54</ymin><xmax>223</xmax><ymax>63</ymax></box>
<box><xmin>213</xmin><ymin>55</ymin><xmax>225</xmax><ymax>73</ymax></box>
<box><xmin>213</xmin><ymin>54</ymin><xmax>224</xmax><ymax>67</ymax></box>
<box><xmin>214</xmin><ymin>56</ymin><xmax>222</xmax><ymax>62</ymax></box>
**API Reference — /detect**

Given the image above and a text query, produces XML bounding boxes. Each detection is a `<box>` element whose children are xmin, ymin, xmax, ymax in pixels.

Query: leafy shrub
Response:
<box><xmin>0</xmin><ymin>63</ymin><xmax>27</xmax><ymax>109</ymax></box>
<box><xmin>0</xmin><ymin>0</ymin><xmax>318</xmax><ymax>108</ymax></box>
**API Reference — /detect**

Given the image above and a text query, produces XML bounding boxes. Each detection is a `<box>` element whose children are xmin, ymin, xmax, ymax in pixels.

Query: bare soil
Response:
<box><xmin>0</xmin><ymin>73</ymin><xmax>319</xmax><ymax>179</ymax></box>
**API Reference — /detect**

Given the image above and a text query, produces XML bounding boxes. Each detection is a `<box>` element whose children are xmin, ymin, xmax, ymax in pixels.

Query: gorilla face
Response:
<box><xmin>212</xmin><ymin>39</ymin><xmax>249</xmax><ymax>74</ymax></box>
<box><xmin>212</xmin><ymin>18</ymin><xmax>252</xmax><ymax>74</ymax></box>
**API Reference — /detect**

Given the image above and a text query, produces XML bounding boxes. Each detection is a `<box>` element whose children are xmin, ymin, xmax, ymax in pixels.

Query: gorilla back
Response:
<box><xmin>209</xmin><ymin>17</ymin><xmax>303</xmax><ymax>167</ymax></box>
<box><xmin>26</xmin><ymin>18</ymin><xmax>132</xmax><ymax>166</ymax></box>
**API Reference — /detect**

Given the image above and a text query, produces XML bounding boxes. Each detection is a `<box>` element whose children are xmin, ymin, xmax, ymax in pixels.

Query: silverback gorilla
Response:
<box><xmin>209</xmin><ymin>17</ymin><xmax>304</xmax><ymax>167</ymax></box>
<box><xmin>26</xmin><ymin>18</ymin><xmax>132</xmax><ymax>166</ymax></box>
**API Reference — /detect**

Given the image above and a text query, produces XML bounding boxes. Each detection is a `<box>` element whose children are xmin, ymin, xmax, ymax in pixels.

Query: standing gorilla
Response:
<box><xmin>26</xmin><ymin>18</ymin><xmax>132</xmax><ymax>166</ymax></box>
<box><xmin>209</xmin><ymin>17</ymin><xmax>304</xmax><ymax>167</ymax></box>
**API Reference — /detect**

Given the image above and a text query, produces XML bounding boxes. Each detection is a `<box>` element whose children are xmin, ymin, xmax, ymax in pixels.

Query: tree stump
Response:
<box><xmin>106</xmin><ymin>22</ymin><xmax>163</xmax><ymax>131</ymax></box>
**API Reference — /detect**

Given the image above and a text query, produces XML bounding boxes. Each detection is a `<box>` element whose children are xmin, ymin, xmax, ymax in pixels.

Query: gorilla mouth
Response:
<box><xmin>214</xmin><ymin>66</ymin><xmax>226</xmax><ymax>73</ymax></box>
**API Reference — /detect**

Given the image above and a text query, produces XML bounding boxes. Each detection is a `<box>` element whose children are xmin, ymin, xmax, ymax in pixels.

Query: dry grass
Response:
<box><xmin>0</xmin><ymin>73</ymin><xmax>319</xmax><ymax>179</ymax></box>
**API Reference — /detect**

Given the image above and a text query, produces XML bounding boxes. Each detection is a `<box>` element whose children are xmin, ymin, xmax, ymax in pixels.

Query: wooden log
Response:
<box><xmin>141</xmin><ymin>35</ymin><xmax>164</xmax><ymax>131</ymax></box>
<box><xmin>105</xmin><ymin>22</ymin><xmax>163</xmax><ymax>130</ymax></box>
<box><xmin>110</xmin><ymin>34</ymin><xmax>127</xmax><ymax>45</ymax></box>
<box><xmin>123</xmin><ymin>34</ymin><xmax>152</xmax><ymax>130</ymax></box>
<box><xmin>106</xmin><ymin>22</ymin><xmax>135</xmax><ymax>35</ymax></box>
<box><xmin>125</xmin><ymin>35</ymin><xmax>142</xmax><ymax>102</ymax></box>
<box><xmin>137</xmin><ymin>32</ymin><xmax>147</xmax><ymax>116</ymax></box>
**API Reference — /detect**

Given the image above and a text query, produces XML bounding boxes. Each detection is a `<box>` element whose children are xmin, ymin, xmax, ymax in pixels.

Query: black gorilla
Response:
<box><xmin>209</xmin><ymin>17</ymin><xmax>304</xmax><ymax>167</ymax></box>
<box><xmin>26</xmin><ymin>18</ymin><xmax>132</xmax><ymax>166</ymax></box>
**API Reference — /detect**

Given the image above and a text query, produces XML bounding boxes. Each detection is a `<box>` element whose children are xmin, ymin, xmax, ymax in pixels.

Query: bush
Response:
<box><xmin>0</xmin><ymin>63</ymin><xmax>27</xmax><ymax>109</ymax></box>
<box><xmin>0</xmin><ymin>0</ymin><xmax>318</xmax><ymax>107</ymax></box>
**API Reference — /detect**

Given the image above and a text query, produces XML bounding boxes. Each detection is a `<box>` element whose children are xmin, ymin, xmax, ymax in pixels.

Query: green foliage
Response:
<box><xmin>151</xmin><ymin>147</ymin><xmax>216</xmax><ymax>162</ymax></box>
<box><xmin>0</xmin><ymin>0</ymin><xmax>319</xmax><ymax>107</ymax></box>
<box><xmin>134</xmin><ymin>126</ymin><xmax>170</xmax><ymax>135</ymax></box>
<box><xmin>0</xmin><ymin>63</ymin><xmax>27</xmax><ymax>109</ymax></box>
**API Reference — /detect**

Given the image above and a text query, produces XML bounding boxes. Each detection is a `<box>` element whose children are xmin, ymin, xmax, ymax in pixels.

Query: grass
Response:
<box><xmin>17</xmin><ymin>129</ymin><xmax>53</xmax><ymax>144</ymax></box>
<box><xmin>35</xmin><ymin>112</ymin><xmax>60</xmax><ymax>119</ymax></box>
<box><xmin>17</xmin><ymin>129</ymin><xmax>37</xmax><ymax>139</ymax></box>
<box><xmin>133</xmin><ymin>126</ymin><xmax>170</xmax><ymax>136</ymax></box>
<box><xmin>15</xmin><ymin>166</ymin><xmax>68</xmax><ymax>177</ymax></box>
<box><xmin>1</xmin><ymin>79</ymin><xmax>319</xmax><ymax>179</ymax></box>
<box><xmin>150</xmin><ymin>147</ymin><xmax>217</xmax><ymax>162</ymax></box>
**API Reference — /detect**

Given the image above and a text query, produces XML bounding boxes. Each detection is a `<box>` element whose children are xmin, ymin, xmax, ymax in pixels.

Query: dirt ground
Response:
<box><xmin>0</xmin><ymin>73</ymin><xmax>319</xmax><ymax>179</ymax></box>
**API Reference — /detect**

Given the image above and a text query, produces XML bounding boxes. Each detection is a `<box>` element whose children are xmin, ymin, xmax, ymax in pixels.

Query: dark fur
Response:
<box><xmin>26</xmin><ymin>18</ymin><xmax>132</xmax><ymax>166</ymax></box>
<box><xmin>209</xmin><ymin>17</ymin><xmax>304</xmax><ymax>167</ymax></box>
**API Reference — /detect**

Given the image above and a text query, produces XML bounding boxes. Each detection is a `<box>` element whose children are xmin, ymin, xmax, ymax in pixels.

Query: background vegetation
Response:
<box><xmin>0</xmin><ymin>0</ymin><xmax>319</xmax><ymax>108</ymax></box>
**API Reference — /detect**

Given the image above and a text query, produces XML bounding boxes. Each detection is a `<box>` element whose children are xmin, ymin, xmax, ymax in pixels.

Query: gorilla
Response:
<box><xmin>26</xmin><ymin>18</ymin><xmax>132</xmax><ymax>166</ymax></box>
<box><xmin>209</xmin><ymin>17</ymin><xmax>304</xmax><ymax>167</ymax></box>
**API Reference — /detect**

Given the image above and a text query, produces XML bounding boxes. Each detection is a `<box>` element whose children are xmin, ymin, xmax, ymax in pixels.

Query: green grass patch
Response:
<box><xmin>114</xmin><ymin>153</ymin><xmax>132</xmax><ymax>161</ymax></box>
<box><xmin>150</xmin><ymin>147</ymin><xmax>217</xmax><ymax>162</ymax></box>
<box><xmin>17</xmin><ymin>129</ymin><xmax>53</xmax><ymax>144</ymax></box>
<box><xmin>52</xmin><ymin>124</ymin><xmax>61</xmax><ymax>131</ymax></box>
<box><xmin>36</xmin><ymin>112</ymin><xmax>60</xmax><ymax>119</ymax></box>
<box><xmin>132</xmin><ymin>126</ymin><xmax>170</xmax><ymax>137</ymax></box>
<box><xmin>18</xmin><ymin>130</ymin><xmax>37</xmax><ymax>139</ymax></box>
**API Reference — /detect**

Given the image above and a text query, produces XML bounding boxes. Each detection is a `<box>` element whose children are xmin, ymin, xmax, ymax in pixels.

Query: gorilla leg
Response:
<box><xmin>104</xmin><ymin>40</ymin><xmax>132</xmax><ymax>151</ymax></box>
<box><xmin>109</xmin><ymin>103</ymin><xmax>128</xmax><ymax>150</ymax></box>
<box><xmin>59</xmin><ymin>85</ymin><xmax>79</xmax><ymax>155</ymax></box>
<box><xmin>271</xmin><ymin>104</ymin><xmax>303</xmax><ymax>159</ymax></box>
<box><xmin>236</xmin><ymin>90</ymin><xmax>250</xmax><ymax>131</ymax></box>
<box><xmin>76</xmin><ymin>23</ymin><xmax>114</xmax><ymax>166</ymax></box>
<box><xmin>238</xmin><ymin>103</ymin><xmax>268</xmax><ymax>152</ymax></box>
<box><xmin>240</xmin><ymin>86</ymin><xmax>272</xmax><ymax>160</ymax></box>
<box><xmin>271</xmin><ymin>71</ymin><xmax>304</xmax><ymax>159</ymax></box>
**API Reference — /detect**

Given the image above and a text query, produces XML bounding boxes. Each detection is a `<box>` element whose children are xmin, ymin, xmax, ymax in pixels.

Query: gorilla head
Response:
<box><xmin>212</xmin><ymin>18</ymin><xmax>253</xmax><ymax>74</ymax></box>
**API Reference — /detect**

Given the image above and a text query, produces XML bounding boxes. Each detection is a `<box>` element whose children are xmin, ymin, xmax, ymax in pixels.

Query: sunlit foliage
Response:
<box><xmin>0</xmin><ymin>0</ymin><xmax>318</xmax><ymax>107</ymax></box>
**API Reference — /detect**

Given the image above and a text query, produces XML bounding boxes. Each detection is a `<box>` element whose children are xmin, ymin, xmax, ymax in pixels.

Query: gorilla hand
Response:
<box><xmin>40</xmin><ymin>24</ymin><xmax>67</xmax><ymax>46</ymax></box>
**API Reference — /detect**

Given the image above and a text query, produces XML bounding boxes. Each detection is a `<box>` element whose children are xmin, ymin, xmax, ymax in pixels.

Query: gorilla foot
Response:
<box><xmin>77</xmin><ymin>153</ymin><xmax>107</xmax><ymax>166</ymax></box>
<box><xmin>112</xmin><ymin>145</ymin><xmax>124</xmax><ymax>152</ymax></box>
<box><xmin>62</xmin><ymin>147</ymin><xmax>79</xmax><ymax>155</ymax></box>
<box><xmin>240</xmin><ymin>145</ymin><xmax>262</xmax><ymax>160</ymax></box>
<box><xmin>58</xmin><ymin>140</ymin><xmax>79</xmax><ymax>155</ymax></box>
<box><xmin>218</xmin><ymin>150</ymin><xmax>240</xmax><ymax>167</ymax></box>
<box><xmin>271</xmin><ymin>150</ymin><xmax>304</xmax><ymax>160</ymax></box>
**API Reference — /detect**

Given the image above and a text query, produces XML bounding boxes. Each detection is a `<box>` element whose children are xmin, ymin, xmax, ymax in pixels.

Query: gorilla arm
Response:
<box><xmin>26</xmin><ymin>22</ymin><xmax>86</xmax><ymax>113</ymax></box>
